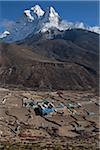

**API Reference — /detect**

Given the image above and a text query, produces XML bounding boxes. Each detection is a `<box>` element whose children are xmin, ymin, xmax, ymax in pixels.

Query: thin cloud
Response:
<box><xmin>0</xmin><ymin>19</ymin><xmax>15</xmax><ymax>32</ymax></box>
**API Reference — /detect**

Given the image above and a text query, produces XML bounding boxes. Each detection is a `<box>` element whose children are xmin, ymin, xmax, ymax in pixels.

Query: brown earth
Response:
<box><xmin>0</xmin><ymin>35</ymin><xmax>99</xmax><ymax>90</ymax></box>
<box><xmin>0</xmin><ymin>88</ymin><xmax>99</xmax><ymax>149</ymax></box>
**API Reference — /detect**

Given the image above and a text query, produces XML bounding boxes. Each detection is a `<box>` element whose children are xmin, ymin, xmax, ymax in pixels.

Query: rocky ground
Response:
<box><xmin>0</xmin><ymin>87</ymin><xmax>99</xmax><ymax>150</ymax></box>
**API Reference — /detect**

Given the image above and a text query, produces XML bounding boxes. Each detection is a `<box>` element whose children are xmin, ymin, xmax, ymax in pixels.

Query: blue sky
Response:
<box><xmin>0</xmin><ymin>1</ymin><xmax>99</xmax><ymax>32</ymax></box>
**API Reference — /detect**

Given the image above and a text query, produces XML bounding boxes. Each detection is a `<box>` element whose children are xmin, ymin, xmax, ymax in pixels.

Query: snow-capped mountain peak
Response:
<box><xmin>24</xmin><ymin>5</ymin><xmax>44</xmax><ymax>21</ymax></box>
<box><xmin>40</xmin><ymin>6</ymin><xmax>60</xmax><ymax>32</ymax></box>
<box><xmin>0</xmin><ymin>4</ymin><xmax>99</xmax><ymax>41</ymax></box>
<box><xmin>49</xmin><ymin>6</ymin><xmax>60</xmax><ymax>24</ymax></box>
<box><xmin>49</xmin><ymin>7</ymin><xmax>59</xmax><ymax>18</ymax></box>
<box><xmin>31</xmin><ymin>5</ymin><xmax>44</xmax><ymax>17</ymax></box>
<box><xmin>44</xmin><ymin>6</ymin><xmax>60</xmax><ymax>23</ymax></box>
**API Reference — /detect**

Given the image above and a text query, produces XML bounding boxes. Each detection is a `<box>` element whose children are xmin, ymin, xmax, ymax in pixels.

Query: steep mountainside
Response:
<box><xmin>19</xmin><ymin>29</ymin><xmax>99</xmax><ymax>73</ymax></box>
<box><xmin>0</xmin><ymin>29</ymin><xmax>99</xmax><ymax>90</ymax></box>
<box><xmin>0</xmin><ymin>5</ymin><xmax>99</xmax><ymax>90</ymax></box>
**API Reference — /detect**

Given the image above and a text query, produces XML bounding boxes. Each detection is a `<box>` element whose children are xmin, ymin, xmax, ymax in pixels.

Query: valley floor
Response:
<box><xmin>0</xmin><ymin>88</ymin><xmax>99</xmax><ymax>150</ymax></box>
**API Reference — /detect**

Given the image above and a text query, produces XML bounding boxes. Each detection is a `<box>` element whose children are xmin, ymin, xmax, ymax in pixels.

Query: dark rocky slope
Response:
<box><xmin>0</xmin><ymin>29</ymin><xmax>99</xmax><ymax>90</ymax></box>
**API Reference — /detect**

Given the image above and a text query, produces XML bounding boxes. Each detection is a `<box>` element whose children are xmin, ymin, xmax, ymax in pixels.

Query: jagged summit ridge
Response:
<box><xmin>0</xmin><ymin>4</ymin><xmax>100</xmax><ymax>41</ymax></box>
<box><xmin>31</xmin><ymin>5</ymin><xmax>44</xmax><ymax>17</ymax></box>
<box><xmin>47</xmin><ymin>6</ymin><xmax>60</xmax><ymax>23</ymax></box>
<box><xmin>24</xmin><ymin>5</ymin><xmax>44</xmax><ymax>21</ymax></box>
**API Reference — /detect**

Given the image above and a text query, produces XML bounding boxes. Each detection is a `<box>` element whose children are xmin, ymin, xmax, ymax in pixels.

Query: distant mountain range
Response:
<box><xmin>0</xmin><ymin>5</ymin><xmax>100</xmax><ymax>41</ymax></box>
<box><xmin>0</xmin><ymin>5</ymin><xmax>99</xmax><ymax>90</ymax></box>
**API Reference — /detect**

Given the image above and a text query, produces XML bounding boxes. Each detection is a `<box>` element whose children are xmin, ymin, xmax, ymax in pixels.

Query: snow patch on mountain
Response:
<box><xmin>31</xmin><ymin>5</ymin><xmax>44</xmax><ymax>17</ymax></box>
<box><xmin>24</xmin><ymin>10</ymin><xmax>34</xmax><ymax>22</ymax></box>
<box><xmin>89</xmin><ymin>26</ymin><xmax>100</xmax><ymax>34</ymax></box>
<box><xmin>0</xmin><ymin>31</ymin><xmax>10</xmax><ymax>39</ymax></box>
